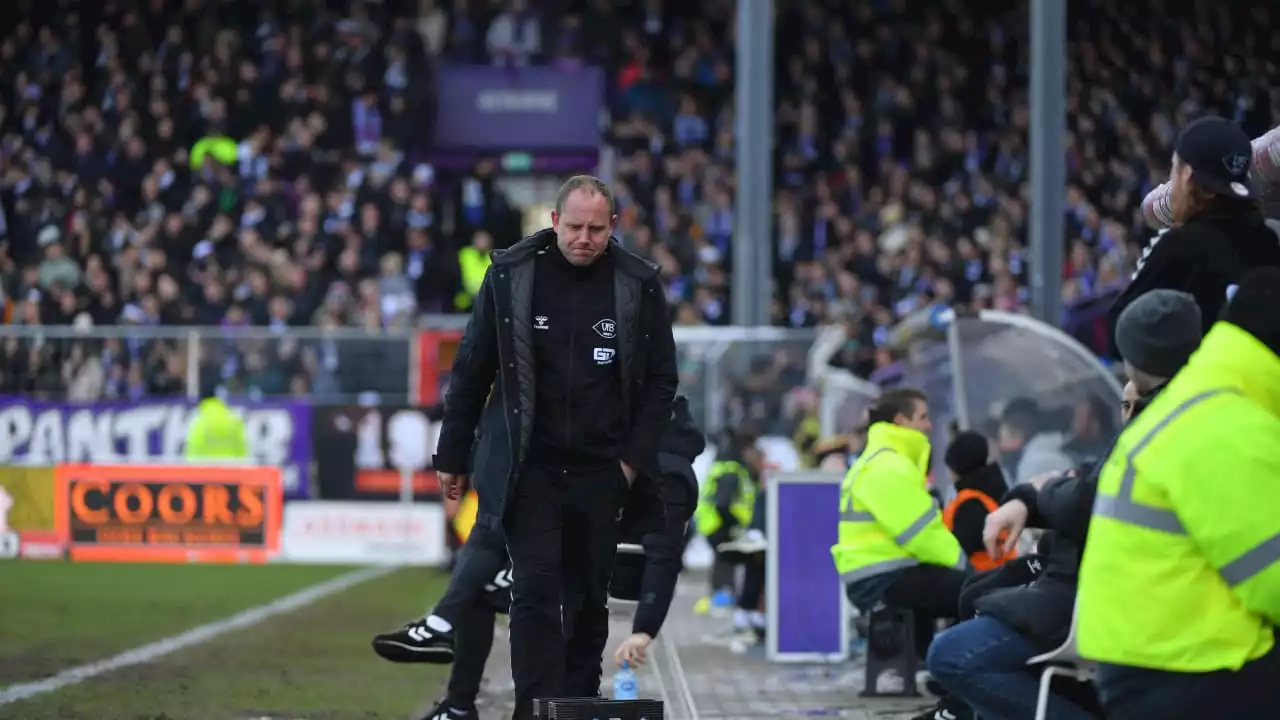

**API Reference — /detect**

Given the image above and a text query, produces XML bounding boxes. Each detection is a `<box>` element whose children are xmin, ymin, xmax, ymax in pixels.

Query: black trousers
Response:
<box><xmin>882</xmin><ymin>564</ymin><xmax>969</xmax><ymax>659</ymax></box>
<box><xmin>707</xmin><ymin>527</ymin><xmax>736</xmax><ymax>593</ymax></box>
<box><xmin>435</xmin><ymin>524</ymin><xmax>510</xmax><ymax>627</ymax></box>
<box><xmin>504</xmin><ymin>461</ymin><xmax>627</xmax><ymax>720</ymax></box>
<box><xmin>1098</xmin><ymin>631</ymin><xmax>1280</xmax><ymax>719</ymax></box>
<box><xmin>432</xmin><ymin>524</ymin><xmax>511</xmax><ymax>708</ymax></box>
<box><xmin>736</xmin><ymin>554</ymin><xmax>765</xmax><ymax>612</ymax></box>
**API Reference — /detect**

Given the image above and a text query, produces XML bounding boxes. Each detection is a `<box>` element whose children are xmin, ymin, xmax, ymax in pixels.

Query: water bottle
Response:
<box><xmin>612</xmin><ymin>661</ymin><xmax>638</xmax><ymax>700</ymax></box>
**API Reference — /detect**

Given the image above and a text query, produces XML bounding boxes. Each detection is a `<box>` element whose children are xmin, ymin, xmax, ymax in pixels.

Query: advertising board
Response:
<box><xmin>280</xmin><ymin>501</ymin><xmax>447</xmax><ymax>566</ymax></box>
<box><xmin>433</xmin><ymin>65</ymin><xmax>604</xmax><ymax>152</ymax></box>
<box><xmin>0</xmin><ymin>466</ymin><xmax>62</xmax><ymax>559</ymax></box>
<box><xmin>53</xmin><ymin>464</ymin><xmax>283</xmax><ymax>563</ymax></box>
<box><xmin>310</xmin><ymin>405</ymin><xmax>444</xmax><ymax>500</ymax></box>
<box><xmin>0</xmin><ymin>398</ymin><xmax>313</xmax><ymax>499</ymax></box>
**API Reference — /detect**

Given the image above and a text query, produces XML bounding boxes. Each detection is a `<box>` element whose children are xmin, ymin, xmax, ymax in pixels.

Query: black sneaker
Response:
<box><xmin>909</xmin><ymin>696</ymin><xmax>974</xmax><ymax>720</ymax></box>
<box><xmin>420</xmin><ymin>698</ymin><xmax>476</xmax><ymax>720</ymax></box>
<box><xmin>371</xmin><ymin>618</ymin><xmax>455</xmax><ymax>664</ymax></box>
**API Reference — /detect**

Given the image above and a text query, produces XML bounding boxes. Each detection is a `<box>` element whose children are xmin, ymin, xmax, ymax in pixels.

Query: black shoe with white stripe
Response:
<box><xmin>909</xmin><ymin>696</ymin><xmax>974</xmax><ymax>720</ymax></box>
<box><xmin>371</xmin><ymin>617</ymin><xmax>455</xmax><ymax>664</ymax></box>
<box><xmin>420</xmin><ymin>698</ymin><xmax>475</xmax><ymax>720</ymax></box>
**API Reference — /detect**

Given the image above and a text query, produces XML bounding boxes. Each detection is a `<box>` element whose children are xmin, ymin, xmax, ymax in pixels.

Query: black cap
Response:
<box><xmin>1175</xmin><ymin>116</ymin><xmax>1255</xmax><ymax>199</ymax></box>
<box><xmin>944</xmin><ymin>431</ymin><xmax>990</xmax><ymax>475</ymax></box>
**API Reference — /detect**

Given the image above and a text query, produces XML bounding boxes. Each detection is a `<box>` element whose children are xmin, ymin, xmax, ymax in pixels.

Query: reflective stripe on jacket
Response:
<box><xmin>1078</xmin><ymin>322</ymin><xmax>1280</xmax><ymax>672</ymax></box>
<box><xmin>831</xmin><ymin>422</ymin><xmax>964</xmax><ymax>585</ymax></box>
<box><xmin>693</xmin><ymin>461</ymin><xmax>755</xmax><ymax>537</ymax></box>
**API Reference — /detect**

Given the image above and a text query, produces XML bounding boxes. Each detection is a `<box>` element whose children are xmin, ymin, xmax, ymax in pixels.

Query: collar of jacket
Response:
<box><xmin>864</xmin><ymin>421</ymin><xmax>931</xmax><ymax>474</ymax></box>
<box><xmin>491</xmin><ymin>228</ymin><xmax>661</xmax><ymax>279</ymax></box>
<box><xmin>1182</xmin><ymin>321</ymin><xmax>1280</xmax><ymax>416</ymax></box>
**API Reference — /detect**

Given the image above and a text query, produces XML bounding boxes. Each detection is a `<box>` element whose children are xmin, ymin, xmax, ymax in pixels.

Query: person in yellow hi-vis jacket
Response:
<box><xmin>1078</xmin><ymin>268</ymin><xmax>1280</xmax><ymax>720</ymax></box>
<box><xmin>184</xmin><ymin>390</ymin><xmax>250</xmax><ymax>462</ymax></box>
<box><xmin>833</xmin><ymin>387</ymin><xmax>968</xmax><ymax>659</ymax></box>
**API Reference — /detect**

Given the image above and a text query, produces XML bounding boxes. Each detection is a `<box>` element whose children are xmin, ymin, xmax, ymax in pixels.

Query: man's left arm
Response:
<box><xmin>622</xmin><ymin>277</ymin><xmax>678</xmax><ymax>478</ymax></box>
<box><xmin>1164</xmin><ymin>416</ymin><xmax>1280</xmax><ymax>625</ymax></box>
<box><xmin>631</xmin><ymin>518</ymin><xmax>685</xmax><ymax>638</ymax></box>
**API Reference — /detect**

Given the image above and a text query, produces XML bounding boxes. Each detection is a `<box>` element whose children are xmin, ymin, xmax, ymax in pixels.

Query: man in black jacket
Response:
<box><xmin>925</xmin><ymin>289</ymin><xmax>1204</xmax><ymax>720</ymax></box>
<box><xmin>431</xmin><ymin>175</ymin><xmax>678</xmax><ymax>719</ymax></box>
<box><xmin>372</xmin><ymin>397</ymin><xmax>704</xmax><ymax>720</ymax></box>
<box><xmin>1108</xmin><ymin>116</ymin><xmax>1280</xmax><ymax>354</ymax></box>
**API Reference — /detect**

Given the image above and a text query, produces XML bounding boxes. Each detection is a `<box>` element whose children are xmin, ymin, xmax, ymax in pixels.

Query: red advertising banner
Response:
<box><xmin>416</xmin><ymin>329</ymin><xmax>463</xmax><ymax>406</ymax></box>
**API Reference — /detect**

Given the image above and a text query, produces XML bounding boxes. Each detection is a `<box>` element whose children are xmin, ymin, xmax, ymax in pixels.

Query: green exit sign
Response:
<box><xmin>501</xmin><ymin>152</ymin><xmax>534</xmax><ymax>172</ymax></box>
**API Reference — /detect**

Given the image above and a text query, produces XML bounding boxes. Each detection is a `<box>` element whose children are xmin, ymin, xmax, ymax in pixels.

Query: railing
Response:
<box><xmin>0</xmin><ymin>326</ymin><xmax>417</xmax><ymax>405</ymax></box>
<box><xmin>0</xmin><ymin>323</ymin><xmax>822</xmax><ymax>438</ymax></box>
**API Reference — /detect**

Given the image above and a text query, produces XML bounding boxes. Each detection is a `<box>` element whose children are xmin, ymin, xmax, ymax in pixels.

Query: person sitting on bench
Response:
<box><xmin>926</xmin><ymin>289</ymin><xmax>1204</xmax><ymax>720</ymax></box>
<box><xmin>832</xmin><ymin>387</ymin><xmax>970</xmax><ymax>663</ymax></box>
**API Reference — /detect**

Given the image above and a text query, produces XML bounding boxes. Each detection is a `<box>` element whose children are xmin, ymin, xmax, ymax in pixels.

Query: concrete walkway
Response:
<box><xmin>426</xmin><ymin>576</ymin><xmax>935</xmax><ymax>720</ymax></box>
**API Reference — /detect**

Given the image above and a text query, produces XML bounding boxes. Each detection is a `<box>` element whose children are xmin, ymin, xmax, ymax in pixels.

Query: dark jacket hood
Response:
<box><xmin>952</xmin><ymin>462</ymin><xmax>1008</xmax><ymax>502</ymax></box>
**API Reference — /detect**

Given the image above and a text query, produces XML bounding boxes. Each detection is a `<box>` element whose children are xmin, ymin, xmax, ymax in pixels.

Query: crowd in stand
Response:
<box><xmin>1</xmin><ymin>0</ymin><xmax>1277</xmax><ymax>406</ymax></box>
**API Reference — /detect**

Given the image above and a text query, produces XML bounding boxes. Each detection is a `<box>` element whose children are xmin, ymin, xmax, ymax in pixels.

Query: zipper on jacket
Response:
<box><xmin>492</xmin><ymin>279</ymin><xmax>517</xmax><ymax>479</ymax></box>
<box><xmin>565</xmin><ymin>299</ymin><xmax>575</xmax><ymax>449</ymax></box>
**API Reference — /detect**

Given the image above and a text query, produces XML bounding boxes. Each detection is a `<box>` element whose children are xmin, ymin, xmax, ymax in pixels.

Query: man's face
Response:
<box><xmin>996</xmin><ymin>423</ymin><xmax>1022</xmax><ymax>453</ymax></box>
<box><xmin>551</xmin><ymin>189</ymin><xmax>615</xmax><ymax>266</ymax></box>
<box><xmin>1168</xmin><ymin>154</ymin><xmax>1195</xmax><ymax>223</ymax></box>
<box><xmin>1121</xmin><ymin>381</ymin><xmax>1139</xmax><ymax>424</ymax></box>
<box><xmin>896</xmin><ymin>400</ymin><xmax>932</xmax><ymax>434</ymax></box>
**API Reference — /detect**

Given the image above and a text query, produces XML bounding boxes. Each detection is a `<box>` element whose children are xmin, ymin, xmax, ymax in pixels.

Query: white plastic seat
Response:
<box><xmin>1026</xmin><ymin>601</ymin><xmax>1097</xmax><ymax>720</ymax></box>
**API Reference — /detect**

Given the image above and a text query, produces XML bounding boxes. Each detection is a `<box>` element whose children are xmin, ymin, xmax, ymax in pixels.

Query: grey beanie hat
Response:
<box><xmin>1116</xmin><ymin>289</ymin><xmax>1203</xmax><ymax>379</ymax></box>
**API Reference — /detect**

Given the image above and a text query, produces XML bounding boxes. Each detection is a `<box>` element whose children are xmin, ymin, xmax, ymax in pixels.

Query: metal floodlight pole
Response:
<box><xmin>1029</xmin><ymin>0</ymin><xmax>1067</xmax><ymax>326</ymax></box>
<box><xmin>732</xmin><ymin>0</ymin><xmax>775</xmax><ymax>327</ymax></box>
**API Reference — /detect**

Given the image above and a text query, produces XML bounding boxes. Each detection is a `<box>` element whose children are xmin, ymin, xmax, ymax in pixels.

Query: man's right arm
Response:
<box><xmin>433</xmin><ymin>269</ymin><xmax>501</xmax><ymax>475</ymax></box>
<box><xmin>859</xmin><ymin>460</ymin><xmax>964</xmax><ymax>569</ymax></box>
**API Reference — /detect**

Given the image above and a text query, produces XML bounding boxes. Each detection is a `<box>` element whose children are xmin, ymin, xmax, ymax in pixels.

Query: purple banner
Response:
<box><xmin>0</xmin><ymin>398</ymin><xmax>312</xmax><ymax>499</ymax></box>
<box><xmin>434</xmin><ymin>65</ymin><xmax>604</xmax><ymax>151</ymax></box>
<box><xmin>771</xmin><ymin>478</ymin><xmax>847</xmax><ymax>659</ymax></box>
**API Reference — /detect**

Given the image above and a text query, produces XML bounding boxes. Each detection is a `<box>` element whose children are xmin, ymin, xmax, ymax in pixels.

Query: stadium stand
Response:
<box><xmin>1</xmin><ymin>0</ymin><xmax>1277</xmax><ymax>409</ymax></box>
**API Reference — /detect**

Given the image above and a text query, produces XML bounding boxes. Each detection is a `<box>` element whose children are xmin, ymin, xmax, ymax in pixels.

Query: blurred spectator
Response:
<box><xmin>0</xmin><ymin>0</ymin><xmax>465</xmax><ymax>401</ymax></box>
<box><xmin>4</xmin><ymin>0</ymin><xmax>1277</xmax><ymax>417</ymax></box>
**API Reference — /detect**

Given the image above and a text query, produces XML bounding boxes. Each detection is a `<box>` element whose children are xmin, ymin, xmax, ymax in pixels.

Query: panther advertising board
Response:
<box><xmin>0</xmin><ymin>397</ymin><xmax>313</xmax><ymax>499</ymax></box>
<box><xmin>280</xmin><ymin>501</ymin><xmax>447</xmax><ymax>566</ymax></box>
<box><xmin>53</xmin><ymin>464</ymin><xmax>283</xmax><ymax>563</ymax></box>
<box><xmin>310</xmin><ymin>405</ymin><xmax>444</xmax><ymax>500</ymax></box>
<box><xmin>0</xmin><ymin>466</ymin><xmax>63</xmax><ymax>559</ymax></box>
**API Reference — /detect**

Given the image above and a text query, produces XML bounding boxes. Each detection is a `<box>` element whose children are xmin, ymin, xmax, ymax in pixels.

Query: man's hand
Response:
<box><xmin>983</xmin><ymin>499</ymin><xmax>1029</xmax><ymax>558</ymax></box>
<box><xmin>619</xmin><ymin>461</ymin><xmax>636</xmax><ymax>487</ymax></box>
<box><xmin>614</xmin><ymin>632</ymin><xmax>653</xmax><ymax>667</ymax></box>
<box><xmin>438</xmin><ymin>472</ymin><xmax>467</xmax><ymax>501</ymax></box>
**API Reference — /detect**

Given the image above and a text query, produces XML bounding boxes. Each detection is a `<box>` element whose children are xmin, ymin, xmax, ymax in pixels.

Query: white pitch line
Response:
<box><xmin>659</xmin><ymin>628</ymin><xmax>699</xmax><ymax>720</ymax></box>
<box><xmin>0</xmin><ymin>565</ymin><xmax>396</xmax><ymax>707</ymax></box>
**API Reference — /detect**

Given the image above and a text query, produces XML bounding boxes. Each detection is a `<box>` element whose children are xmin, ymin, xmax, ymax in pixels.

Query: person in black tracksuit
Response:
<box><xmin>432</xmin><ymin>177</ymin><xmax>677</xmax><ymax>720</ymax></box>
<box><xmin>1107</xmin><ymin>115</ymin><xmax>1280</xmax><ymax>356</ymax></box>
<box><xmin>372</xmin><ymin>397</ymin><xmax>705</xmax><ymax>720</ymax></box>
